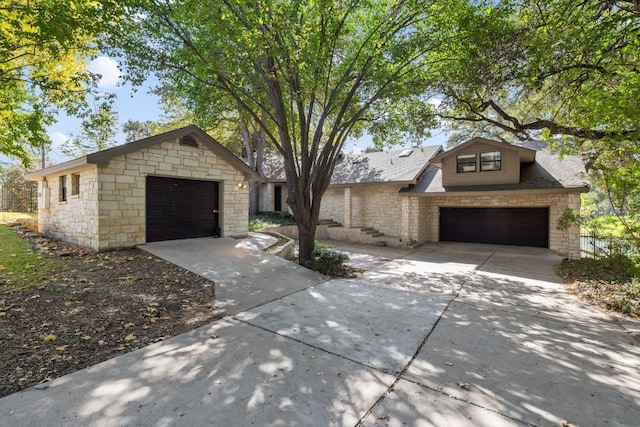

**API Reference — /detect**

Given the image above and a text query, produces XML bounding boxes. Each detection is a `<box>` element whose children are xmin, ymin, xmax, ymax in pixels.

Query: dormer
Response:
<box><xmin>430</xmin><ymin>137</ymin><xmax>536</xmax><ymax>187</ymax></box>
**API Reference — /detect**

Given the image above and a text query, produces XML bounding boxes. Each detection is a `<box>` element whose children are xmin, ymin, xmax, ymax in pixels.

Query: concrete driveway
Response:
<box><xmin>0</xmin><ymin>237</ymin><xmax>638</xmax><ymax>426</ymax></box>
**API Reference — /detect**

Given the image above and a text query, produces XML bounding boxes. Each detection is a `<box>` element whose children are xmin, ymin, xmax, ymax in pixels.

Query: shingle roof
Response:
<box><xmin>26</xmin><ymin>126</ymin><xmax>261</xmax><ymax>181</ymax></box>
<box><xmin>402</xmin><ymin>141</ymin><xmax>589</xmax><ymax>194</ymax></box>
<box><xmin>263</xmin><ymin>146</ymin><xmax>443</xmax><ymax>185</ymax></box>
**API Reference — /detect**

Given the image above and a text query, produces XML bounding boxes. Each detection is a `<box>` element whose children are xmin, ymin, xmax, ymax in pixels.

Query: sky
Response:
<box><xmin>5</xmin><ymin>55</ymin><xmax>448</xmax><ymax>167</ymax></box>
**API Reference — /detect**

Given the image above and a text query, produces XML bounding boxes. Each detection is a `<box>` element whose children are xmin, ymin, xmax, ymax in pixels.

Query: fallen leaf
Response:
<box><xmin>457</xmin><ymin>381</ymin><xmax>471</xmax><ymax>390</ymax></box>
<box><xmin>445</xmin><ymin>362</ymin><xmax>453</xmax><ymax>366</ymax></box>
<box><xmin>44</xmin><ymin>334</ymin><xmax>57</xmax><ymax>342</ymax></box>
<box><xmin>124</xmin><ymin>322</ymin><xmax>135</xmax><ymax>329</ymax></box>
<box><xmin>378</xmin><ymin>414</ymin><xmax>391</xmax><ymax>421</ymax></box>
<box><xmin>95</xmin><ymin>326</ymin><xmax>106</xmax><ymax>333</ymax></box>
<box><xmin>55</xmin><ymin>345</ymin><xmax>69</xmax><ymax>351</ymax></box>
<box><xmin>125</xmin><ymin>333</ymin><xmax>136</xmax><ymax>341</ymax></box>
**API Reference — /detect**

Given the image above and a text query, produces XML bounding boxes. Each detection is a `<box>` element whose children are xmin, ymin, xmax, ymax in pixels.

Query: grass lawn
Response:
<box><xmin>0</xmin><ymin>225</ymin><xmax>64</xmax><ymax>290</ymax></box>
<box><xmin>0</xmin><ymin>211</ymin><xmax>37</xmax><ymax>224</ymax></box>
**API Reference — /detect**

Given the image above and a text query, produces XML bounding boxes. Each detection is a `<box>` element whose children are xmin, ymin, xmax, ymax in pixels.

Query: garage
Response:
<box><xmin>146</xmin><ymin>176</ymin><xmax>220</xmax><ymax>242</ymax></box>
<box><xmin>439</xmin><ymin>207</ymin><xmax>549</xmax><ymax>248</ymax></box>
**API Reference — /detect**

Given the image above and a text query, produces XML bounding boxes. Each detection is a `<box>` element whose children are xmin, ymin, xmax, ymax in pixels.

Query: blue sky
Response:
<box><xmin>4</xmin><ymin>55</ymin><xmax>447</xmax><ymax>167</ymax></box>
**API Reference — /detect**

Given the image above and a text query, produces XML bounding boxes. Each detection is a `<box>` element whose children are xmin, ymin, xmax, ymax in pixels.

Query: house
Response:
<box><xmin>261</xmin><ymin>137</ymin><xmax>589</xmax><ymax>258</ymax></box>
<box><xmin>26</xmin><ymin>126</ymin><xmax>260</xmax><ymax>251</ymax></box>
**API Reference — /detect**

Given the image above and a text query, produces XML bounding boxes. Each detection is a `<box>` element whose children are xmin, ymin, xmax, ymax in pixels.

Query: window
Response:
<box><xmin>71</xmin><ymin>173</ymin><xmax>80</xmax><ymax>196</ymax></box>
<box><xmin>456</xmin><ymin>154</ymin><xmax>476</xmax><ymax>173</ymax></box>
<box><xmin>59</xmin><ymin>175</ymin><xmax>67</xmax><ymax>202</ymax></box>
<box><xmin>480</xmin><ymin>151</ymin><xmax>502</xmax><ymax>171</ymax></box>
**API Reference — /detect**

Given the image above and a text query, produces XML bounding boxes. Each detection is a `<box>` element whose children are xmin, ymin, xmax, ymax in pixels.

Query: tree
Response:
<box><xmin>433</xmin><ymin>0</ymin><xmax>640</xmax><ymax>247</ymax></box>
<box><xmin>61</xmin><ymin>104</ymin><xmax>119</xmax><ymax>157</ymax></box>
<box><xmin>0</xmin><ymin>0</ymin><xmax>122</xmax><ymax>165</ymax></box>
<box><xmin>434</xmin><ymin>1</ymin><xmax>640</xmax><ymax>140</ymax></box>
<box><xmin>123</xmin><ymin>120</ymin><xmax>153</xmax><ymax>142</ymax></box>
<box><xmin>107</xmin><ymin>0</ymin><xmax>460</xmax><ymax>264</ymax></box>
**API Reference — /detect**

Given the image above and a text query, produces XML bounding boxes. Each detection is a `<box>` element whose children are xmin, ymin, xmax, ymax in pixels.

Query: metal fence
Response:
<box><xmin>580</xmin><ymin>234</ymin><xmax>637</xmax><ymax>258</ymax></box>
<box><xmin>0</xmin><ymin>182</ymin><xmax>38</xmax><ymax>213</ymax></box>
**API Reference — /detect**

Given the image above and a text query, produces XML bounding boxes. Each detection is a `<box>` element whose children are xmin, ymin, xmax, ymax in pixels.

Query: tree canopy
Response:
<box><xmin>0</xmin><ymin>0</ymin><xmax>122</xmax><ymax>165</ymax></box>
<box><xmin>433</xmin><ymin>0</ymin><xmax>640</xmax><ymax>245</ymax></box>
<box><xmin>107</xmin><ymin>0</ymin><xmax>463</xmax><ymax>263</ymax></box>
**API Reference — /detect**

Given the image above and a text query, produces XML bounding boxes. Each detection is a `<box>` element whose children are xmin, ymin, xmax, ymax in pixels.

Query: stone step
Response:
<box><xmin>370</xmin><ymin>232</ymin><xmax>385</xmax><ymax>238</ymax></box>
<box><xmin>318</xmin><ymin>219</ymin><xmax>342</xmax><ymax>227</ymax></box>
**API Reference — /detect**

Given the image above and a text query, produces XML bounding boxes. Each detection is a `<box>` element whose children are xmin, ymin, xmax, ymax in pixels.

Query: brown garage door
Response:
<box><xmin>146</xmin><ymin>176</ymin><xmax>220</xmax><ymax>242</ymax></box>
<box><xmin>439</xmin><ymin>207</ymin><xmax>549</xmax><ymax>248</ymax></box>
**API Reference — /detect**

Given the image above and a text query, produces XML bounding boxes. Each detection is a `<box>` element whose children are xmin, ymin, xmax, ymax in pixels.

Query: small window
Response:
<box><xmin>456</xmin><ymin>154</ymin><xmax>476</xmax><ymax>173</ymax></box>
<box><xmin>59</xmin><ymin>175</ymin><xmax>67</xmax><ymax>202</ymax></box>
<box><xmin>480</xmin><ymin>151</ymin><xmax>502</xmax><ymax>171</ymax></box>
<box><xmin>71</xmin><ymin>173</ymin><xmax>80</xmax><ymax>196</ymax></box>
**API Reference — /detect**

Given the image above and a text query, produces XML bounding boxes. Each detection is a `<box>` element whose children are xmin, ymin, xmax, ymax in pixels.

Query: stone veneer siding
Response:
<box><xmin>96</xmin><ymin>139</ymin><xmax>249</xmax><ymax>250</ymax></box>
<box><xmin>36</xmin><ymin>137</ymin><xmax>250</xmax><ymax>251</ymax></box>
<box><xmin>416</xmin><ymin>192</ymin><xmax>581</xmax><ymax>259</ymax></box>
<box><xmin>37</xmin><ymin>166</ymin><xmax>100</xmax><ymax>249</ymax></box>
<box><xmin>319</xmin><ymin>188</ymin><xmax>344</xmax><ymax>224</ymax></box>
<box><xmin>320</xmin><ymin>185</ymin><xmax>404</xmax><ymax>237</ymax></box>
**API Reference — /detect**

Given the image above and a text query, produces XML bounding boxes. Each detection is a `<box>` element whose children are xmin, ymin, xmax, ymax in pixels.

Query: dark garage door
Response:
<box><xmin>146</xmin><ymin>176</ymin><xmax>220</xmax><ymax>242</ymax></box>
<box><xmin>439</xmin><ymin>207</ymin><xmax>549</xmax><ymax>248</ymax></box>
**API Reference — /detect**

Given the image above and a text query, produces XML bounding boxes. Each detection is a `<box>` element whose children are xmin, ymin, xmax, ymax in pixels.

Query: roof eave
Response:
<box><xmin>24</xmin><ymin>157</ymin><xmax>90</xmax><ymax>180</ymax></box>
<box><xmin>404</xmin><ymin>186</ymin><xmax>590</xmax><ymax>197</ymax></box>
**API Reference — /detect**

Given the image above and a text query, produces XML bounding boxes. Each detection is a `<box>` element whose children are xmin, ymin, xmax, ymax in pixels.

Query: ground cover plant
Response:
<box><xmin>248</xmin><ymin>212</ymin><xmax>296</xmax><ymax>232</ymax></box>
<box><xmin>557</xmin><ymin>255</ymin><xmax>639</xmax><ymax>318</ymax></box>
<box><xmin>0</xmin><ymin>223</ymin><xmax>218</xmax><ymax>398</ymax></box>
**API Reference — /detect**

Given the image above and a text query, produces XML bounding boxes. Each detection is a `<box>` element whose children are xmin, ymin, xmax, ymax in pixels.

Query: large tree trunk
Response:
<box><xmin>239</xmin><ymin>110</ymin><xmax>264</xmax><ymax>216</ymax></box>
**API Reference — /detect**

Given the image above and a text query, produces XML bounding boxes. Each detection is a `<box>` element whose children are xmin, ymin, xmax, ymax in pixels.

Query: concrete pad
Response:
<box><xmin>360</xmin><ymin>259</ymin><xmax>469</xmax><ymax>295</ymax></box>
<box><xmin>237</xmin><ymin>279</ymin><xmax>453</xmax><ymax>374</ymax></box>
<box><xmin>362</xmin><ymin>380</ymin><xmax>524</xmax><ymax>427</ymax></box>
<box><xmin>477</xmin><ymin>246</ymin><xmax>563</xmax><ymax>278</ymax></box>
<box><xmin>328</xmin><ymin>241</ymin><xmax>415</xmax><ymax>259</ymax></box>
<box><xmin>405</xmin><ymin>300</ymin><xmax>640</xmax><ymax>427</ymax></box>
<box><xmin>460</xmin><ymin>271</ymin><xmax>617</xmax><ymax>323</ymax></box>
<box><xmin>140</xmin><ymin>237</ymin><xmax>325</xmax><ymax>315</ymax></box>
<box><xmin>0</xmin><ymin>320</ymin><xmax>395</xmax><ymax>427</ymax></box>
<box><xmin>338</xmin><ymin>250</ymin><xmax>394</xmax><ymax>272</ymax></box>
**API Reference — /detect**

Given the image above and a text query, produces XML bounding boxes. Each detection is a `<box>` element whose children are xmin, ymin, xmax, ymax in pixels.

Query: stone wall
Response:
<box><xmin>37</xmin><ymin>166</ymin><xmax>100</xmax><ymax>250</ymax></box>
<box><xmin>319</xmin><ymin>188</ymin><xmax>344</xmax><ymax>223</ymax></box>
<box><xmin>319</xmin><ymin>185</ymin><xmax>404</xmax><ymax>237</ymax></box>
<box><xmin>352</xmin><ymin>185</ymin><xmax>404</xmax><ymax>237</ymax></box>
<box><xmin>260</xmin><ymin>183</ymin><xmax>274</xmax><ymax>212</ymax></box>
<box><xmin>418</xmin><ymin>192</ymin><xmax>582</xmax><ymax>258</ymax></box>
<box><xmin>96</xmin><ymin>138</ymin><xmax>249</xmax><ymax>250</ymax></box>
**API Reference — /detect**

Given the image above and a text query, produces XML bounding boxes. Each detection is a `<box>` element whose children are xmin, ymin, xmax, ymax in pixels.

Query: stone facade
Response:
<box><xmin>416</xmin><ymin>192</ymin><xmax>582</xmax><ymax>259</ymax></box>
<box><xmin>38</xmin><ymin>166</ymin><xmax>100</xmax><ymax>249</ymax></box>
<box><xmin>316</xmin><ymin>185</ymin><xmax>582</xmax><ymax>259</ymax></box>
<box><xmin>32</xmin><ymin>132</ymin><xmax>252</xmax><ymax>251</ymax></box>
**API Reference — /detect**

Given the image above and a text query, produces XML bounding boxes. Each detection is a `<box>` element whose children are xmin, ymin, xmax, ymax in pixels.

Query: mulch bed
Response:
<box><xmin>0</xmin><ymin>232</ymin><xmax>219</xmax><ymax>398</ymax></box>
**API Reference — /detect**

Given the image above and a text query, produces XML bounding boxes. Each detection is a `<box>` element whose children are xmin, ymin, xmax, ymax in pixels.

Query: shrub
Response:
<box><xmin>304</xmin><ymin>247</ymin><xmax>349</xmax><ymax>275</ymax></box>
<box><xmin>248</xmin><ymin>212</ymin><xmax>296</xmax><ymax>232</ymax></box>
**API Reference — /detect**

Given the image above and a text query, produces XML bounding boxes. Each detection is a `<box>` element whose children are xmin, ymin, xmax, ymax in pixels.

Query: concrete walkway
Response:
<box><xmin>0</xmin><ymin>237</ymin><xmax>638</xmax><ymax>426</ymax></box>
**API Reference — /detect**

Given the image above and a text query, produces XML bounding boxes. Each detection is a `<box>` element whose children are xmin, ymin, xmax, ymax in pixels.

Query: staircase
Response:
<box><xmin>318</xmin><ymin>219</ymin><xmax>342</xmax><ymax>227</ymax></box>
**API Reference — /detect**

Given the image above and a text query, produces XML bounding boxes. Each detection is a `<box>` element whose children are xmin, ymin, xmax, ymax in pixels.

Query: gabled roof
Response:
<box><xmin>26</xmin><ymin>125</ymin><xmax>261</xmax><ymax>180</ymax></box>
<box><xmin>403</xmin><ymin>141</ymin><xmax>589</xmax><ymax>195</ymax></box>
<box><xmin>430</xmin><ymin>137</ymin><xmax>536</xmax><ymax>165</ymax></box>
<box><xmin>263</xmin><ymin>145</ymin><xmax>443</xmax><ymax>186</ymax></box>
